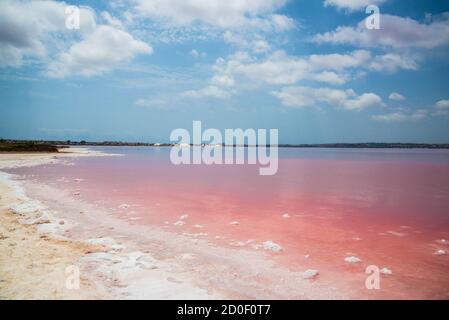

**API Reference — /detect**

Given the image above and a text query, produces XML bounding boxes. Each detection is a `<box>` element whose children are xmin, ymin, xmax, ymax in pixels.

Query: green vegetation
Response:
<box><xmin>0</xmin><ymin>140</ymin><xmax>59</xmax><ymax>153</ymax></box>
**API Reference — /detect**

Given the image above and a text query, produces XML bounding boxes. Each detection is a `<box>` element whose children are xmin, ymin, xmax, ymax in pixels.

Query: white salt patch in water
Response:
<box><xmin>262</xmin><ymin>241</ymin><xmax>283</xmax><ymax>253</ymax></box>
<box><xmin>118</xmin><ymin>203</ymin><xmax>130</xmax><ymax>209</ymax></box>
<box><xmin>282</xmin><ymin>213</ymin><xmax>290</xmax><ymax>218</ymax></box>
<box><xmin>436</xmin><ymin>239</ymin><xmax>449</xmax><ymax>245</ymax></box>
<box><xmin>302</xmin><ymin>269</ymin><xmax>319</xmax><ymax>280</ymax></box>
<box><xmin>229</xmin><ymin>221</ymin><xmax>239</xmax><ymax>226</ymax></box>
<box><xmin>174</xmin><ymin>220</ymin><xmax>185</xmax><ymax>226</ymax></box>
<box><xmin>304</xmin><ymin>254</ymin><xmax>310</xmax><ymax>259</ymax></box>
<box><xmin>386</xmin><ymin>231</ymin><xmax>406</xmax><ymax>237</ymax></box>
<box><xmin>230</xmin><ymin>241</ymin><xmax>246</xmax><ymax>247</ymax></box>
<box><xmin>380</xmin><ymin>267</ymin><xmax>393</xmax><ymax>275</ymax></box>
<box><xmin>344</xmin><ymin>256</ymin><xmax>362</xmax><ymax>264</ymax></box>
<box><xmin>193</xmin><ymin>224</ymin><xmax>204</xmax><ymax>228</ymax></box>
<box><xmin>73</xmin><ymin>178</ymin><xmax>84</xmax><ymax>182</ymax></box>
<box><xmin>183</xmin><ymin>232</ymin><xmax>208</xmax><ymax>238</ymax></box>
<box><xmin>179</xmin><ymin>214</ymin><xmax>188</xmax><ymax>220</ymax></box>
<box><xmin>434</xmin><ymin>249</ymin><xmax>447</xmax><ymax>256</ymax></box>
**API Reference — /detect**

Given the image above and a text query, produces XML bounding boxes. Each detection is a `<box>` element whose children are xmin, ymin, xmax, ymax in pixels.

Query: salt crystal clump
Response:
<box><xmin>302</xmin><ymin>269</ymin><xmax>319</xmax><ymax>279</ymax></box>
<box><xmin>344</xmin><ymin>256</ymin><xmax>362</xmax><ymax>264</ymax></box>
<box><xmin>174</xmin><ymin>220</ymin><xmax>185</xmax><ymax>226</ymax></box>
<box><xmin>380</xmin><ymin>267</ymin><xmax>393</xmax><ymax>275</ymax></box>
<box><xmin>282</xmin><ymin>213</ymin><xmax>290</xmax><ymax>218</ymax></box>
<box><xmin>436</xmin><ymin>239</ymin><xmax>449</xmax><ymax>245</ymax></box>
<box><xmin>435</xmin><ymin>249</ymin><xmax>446</xmax><ymax>256</ymax></box>
<box><xmin>118</xmin><ymin>203</ymin><xmax>130</xmax><ymax>209</ymax></box>
<box><xmin>229</xmin><ymin>221</ymin><xmax>239</xmax><ymax>226</ymax></box>
<box><xmin>193</xmin><ymin>224</ymin><xmax>204</xmax><ymax>228</ymax></box>
<box><xmin>262</xmin><ymin>241</ymin><xmax>283</xmax><ymax>253</ymax></box>
<box><xmin>179</xmin><ymin>214</ymin><xmax>188</xmax><ymax>220</ymax></box>
<box><xmin>10</xmin><ymin>200</ymin><xmax>44</xmax><ymax>215</ymax></box>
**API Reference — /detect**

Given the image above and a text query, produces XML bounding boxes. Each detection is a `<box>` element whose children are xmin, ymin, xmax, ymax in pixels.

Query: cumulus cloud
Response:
<box><xmin>389</xmin><ymin>92</ymin><xmax>406</xmax><ymax>101</ymax></box>
<box><xmin>324</xmin><ymin>0</ymin><xmax>386</xmax><ymax>11</ymax></box>
<box><xmin>432</xmin><ymin>99</ymin><xmax>449</xmax><ymax>116</ymax></box>
<box><xmin>132</xmin><ymin>0</ymin><xmax>294</xmax><ymax>31</ymax></box>
<box><xmin>435</xmin><ymin>99</ymin><xmax>449</xmax><ymax>110</ymax></box>
<box><xmin>182</xmin><ymin>85</ymin><xmax>232</xmax><ymax>99</ymax></box>
<box><xmin>0</xmin><ymin>0</ymin><xmax>152</xmax><ymax>78</ymax></box>
<box><xmin>47</xmin><ymin>25</ymin><xmax>152</xmax><ymax>78</ymax></box>
<box><xmin>0</xmin><ymin>0</ymin><xmax>96</xmax><ymax>67</ymax></box>
<box><xmin>207</xmin><ymin>49</ymin><xmax>414</xmax><ymax>89</ymax></box>
<box><xmin>372</xmin><ymin>109</ymin><xmax>428</xmax><ymax>122</ymax></box>
<box><xmin>369</xmin><ymin>53</ymin><xmax>418</xmax><ymax>73</ymax></box>
<box><xmin>271</xmin><ymin>86</ymin><xmax>384</xmax><ymax>111</ymax></box>
<box><xmin>313</xmin><ymin>13</ymin><xmax>449</xmax><ymax>49</ymax></box>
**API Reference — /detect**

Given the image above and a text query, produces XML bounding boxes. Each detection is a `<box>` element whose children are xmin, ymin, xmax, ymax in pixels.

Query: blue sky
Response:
<box><xmin>1</xmin><ymin>0</ymin><xmax>449</xmax><ymax>144</ymax></box>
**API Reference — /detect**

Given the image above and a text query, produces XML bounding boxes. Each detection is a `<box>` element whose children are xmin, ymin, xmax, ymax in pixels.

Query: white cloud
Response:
<box><xmin>101</xmin><ymin>11</ymin><xmax>125</xmax><ymax>29</ymax></box>
<box><xmin>132</xmin><ymin>0</ymin><xmax>294</xmax><ymax>31</ymax></box>
<box><xmin>212</xmin><ymin>50</ymin><xmax>371</xmax><ymax>87</ymax></box>
<box><xmin>211</xmin><ymin>75</ymin><xmax>235</xmax><ymax>87</ymax></box>
<box><xmin>369</xmin><ymin>53</ymin><xmax>418</xmax><ymax>73</ymax></box>
<box><xmin>432</xmin><ymin>99</ymin><xmax>449</xmax><ymax>116</ymax></box>
<box><xmin>313</xmin><ymin>13</ymin><xmax>449</xmax><ymax>49</ymax></box>
<box><xmin>271</xmin><ymin>86</ymin><xmax>384</xmax><ymax>111</ymax></box>
<box><xmin>372</xmin><ymin>109</ymin><xmax>428</xmax><ymax>122</ymax></box>
<box><xmin>371</xmin><ymin>112</ymin><xmax>408</xmax><ymax>123</ymax></box>
<box><xmin>389</xmin><ymin>92</ymin><xmax>406</xmax><ymax>101</ymax></box>
<box><xmin>190</xmin><ymin>49</ymin><xmax>206</xmax><ymax>58</ymax></box>
<box><xmin>135</xmin><ymin>98</ymin><xmax>168</xmax><ymax>109</ymax></box>
<box><xmin>208</xmin><ymin>49</ymin><xmax>413</xmax><ymax>89</ymax></box>
<box><xmin>324</xmin><ymin>0</ymin><xmax>386</xmax><ymax>11</ymax></box>
<box><xmin>0</xmin><ymin>0</ymin><xmax>96</xmax><ymax>67</ymax></box>
<box><xmin>435</xmin><ymin>99</ymin><xmax>449</xmax><ymax>110</ymax></box>
<box><xmin>223</xmin><ymin>31</ymin><xmax>272</xmax><ymax>54</ymax></box>
<box><xmin>0</xmin><ymin>0</ymin><xmax>152</xmax><ymax>78</ymax></box>
<box><xmin>182</xmin><ymin>85</ymin><xmax>232</xmax><ymax>99</ymax></box>
<box><xmin>47</xmin><ymin>26</ymin><xmax>152</xmax><ymax>78</ymax></box>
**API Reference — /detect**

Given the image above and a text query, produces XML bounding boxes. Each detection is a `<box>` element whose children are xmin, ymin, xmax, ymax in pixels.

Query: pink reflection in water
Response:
<box><xmin>9</xmin><ymin>147</ymin><xmax>449</xmax><ymax>298</ymax></box>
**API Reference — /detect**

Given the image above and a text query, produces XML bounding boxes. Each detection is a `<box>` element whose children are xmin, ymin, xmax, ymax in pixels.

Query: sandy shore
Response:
<box><xmin>0</xmin><ymin>149</ymin><xmax>112</xmax><ymax>299</ymax></box>
<box><xmin>0</xmin><ymin>147</ymin><xmax>349</xmax><ymax>300</ymax></box>
<box><xmin>0</xmin><ymin>148</ymin><xmax>225</xmax><ymax>299</ymax></box>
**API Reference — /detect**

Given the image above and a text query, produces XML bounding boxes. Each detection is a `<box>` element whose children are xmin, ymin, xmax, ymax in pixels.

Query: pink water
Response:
<box><xmin>8</xmin><ymin>147</ymin><xmax>449</xmax><ymax>298</ymax></box>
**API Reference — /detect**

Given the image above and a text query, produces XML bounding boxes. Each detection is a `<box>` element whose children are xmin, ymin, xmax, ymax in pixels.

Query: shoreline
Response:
<box><xmin>0</xmin><ymin>148</ymin><xmax>223</xmax><ymax>299</ymax></box>
<box><xmin>0</xmin><ymin>147</ymin><xmax>349</xmax><ymax>299</ymax></box>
